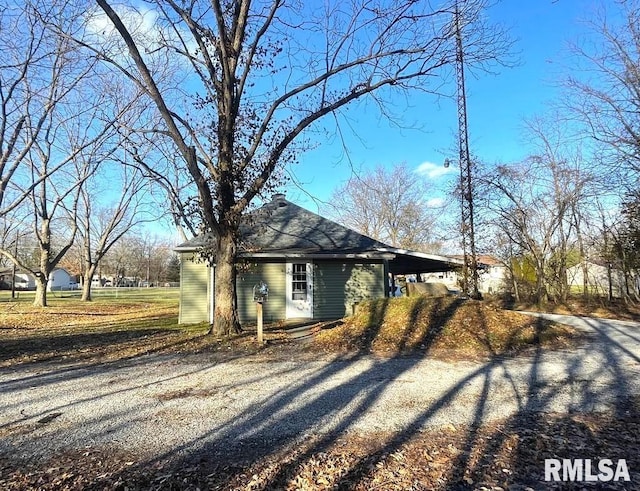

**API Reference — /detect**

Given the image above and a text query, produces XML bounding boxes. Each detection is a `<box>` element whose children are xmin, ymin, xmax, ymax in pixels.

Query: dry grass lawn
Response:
<box><xmin>313</xmin><ymin>296</ymin><xmax>584</xmax><ymax>359</ymax></box>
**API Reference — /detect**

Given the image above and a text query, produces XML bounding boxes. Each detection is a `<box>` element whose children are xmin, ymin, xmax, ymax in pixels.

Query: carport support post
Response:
<box><xmin>256</xmin><ymin>301</ymin><xmax>264</xmax><ymax>343</ymax></box>
<box><xmin>383</xmin><ymin>259</ymin><xmax>391</xmax><ymax>297</ymax></box>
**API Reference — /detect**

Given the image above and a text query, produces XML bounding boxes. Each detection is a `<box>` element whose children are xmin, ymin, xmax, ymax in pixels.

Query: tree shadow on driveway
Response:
<box><xmin>1</xmin><ymin>310</ymin><xmax>639</xmax><ymax>489</ymax></box>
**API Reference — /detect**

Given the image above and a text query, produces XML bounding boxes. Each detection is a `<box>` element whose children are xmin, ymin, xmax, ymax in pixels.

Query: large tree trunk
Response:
<box><xmin>33</xmin><ymin>273</ymin><xmax>48</xmax><ymax>307</ymax></box>
<box><xmin>212</xmin><ymin>229</ymin><xmax>241</xmax><ymax>336</ymax></box>
<box><xmin>81</xmin><ymin>263</ymin><xmax>98</xmax><ymax>301</ymax></box>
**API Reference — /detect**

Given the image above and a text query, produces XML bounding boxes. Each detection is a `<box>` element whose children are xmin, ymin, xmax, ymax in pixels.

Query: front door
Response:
<box><xmin>286</xmin><ymin>261</ymin><xmax>313</xmax><ymax>319</ymax></box>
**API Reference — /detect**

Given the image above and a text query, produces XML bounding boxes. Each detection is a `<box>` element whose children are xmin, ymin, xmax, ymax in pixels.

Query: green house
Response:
<box><xmin>175</xmin><ymin>194</ymin><xmax>460</xmax><ymax>325</ymax></box>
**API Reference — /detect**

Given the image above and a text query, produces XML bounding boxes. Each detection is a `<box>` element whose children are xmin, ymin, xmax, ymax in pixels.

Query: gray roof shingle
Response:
<box><xmin>175</xmin><ymin>195</ymin><xmax>462</xmax><ymax>273</ymax></box>
<box><xmin>176</xmin><ymin>196</ymin><xmax>387</xmax><ymax>256</ymax></box>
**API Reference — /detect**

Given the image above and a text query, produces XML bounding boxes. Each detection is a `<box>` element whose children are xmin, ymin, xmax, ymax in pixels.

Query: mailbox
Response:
<box><xmin>253</xmin><ymin>281</ymin><xmax>268</xmax><ymax>302</ymax></box>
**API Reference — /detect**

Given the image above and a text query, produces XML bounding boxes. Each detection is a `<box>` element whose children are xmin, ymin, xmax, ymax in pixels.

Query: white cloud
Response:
<box><xmin>86</xmin><ymin>4</ymin><xmax>160</xmax><ymax>38</ymax></box>
<box><xmin>415</xmin><ymin>161</ymin><xmax>457</xmax><ymax>179</ymax></box>
<box><xmin>426</xmin><ymin>197</ymin><xmax>445</xmax><ymax>208</ymax></box>
<box><xmin>84</xmin><ymin>5</ymin><xmax>199</xmax><ymax>71</ymax></box>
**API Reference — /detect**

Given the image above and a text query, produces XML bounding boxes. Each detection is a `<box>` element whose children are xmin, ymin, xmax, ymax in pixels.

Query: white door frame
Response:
<box><xmin>285</xmin><ymin>261</ymin><xmax>313</xmax><ymax>319</ymax></box>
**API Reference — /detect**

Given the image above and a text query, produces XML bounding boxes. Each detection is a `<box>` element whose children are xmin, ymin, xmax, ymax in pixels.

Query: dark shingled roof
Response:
<box><xmin>176</xmin><ymin>195</ymin><xmax>387</xmax><ymax>256</ymax></box>
<box><xmin>240</xmin><ymin>197</ymin><xmax>387</xmax><ymax>254</ymax></box>
<box><xmin>175</xmin><ymin>195</ymin><xmax>462</xmax><ymax>273</ymax></box>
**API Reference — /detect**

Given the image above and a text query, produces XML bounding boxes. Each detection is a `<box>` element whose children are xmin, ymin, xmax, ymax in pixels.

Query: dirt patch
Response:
<box><xmin>156</xmin><ymin>387</ymin><xmax>220</xmax><ymax>401</ymax></box>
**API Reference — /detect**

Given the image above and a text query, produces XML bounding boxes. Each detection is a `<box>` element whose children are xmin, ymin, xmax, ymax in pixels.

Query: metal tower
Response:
<box><xmin>454</xmin><ymin>0</ymin><xmax>480</xmax><ymax>299</ymax></box>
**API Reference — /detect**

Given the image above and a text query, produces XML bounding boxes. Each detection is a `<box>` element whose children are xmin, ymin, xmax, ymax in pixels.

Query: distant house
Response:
<box><xmin>567</xmin><ymin>261</ymin><xmax>639</xmax><ymax>298</ymax></box>
<box><xmin>47</xmin><ymin>267</ymin><xmax>76</xmax><ymax>291</ymax></box>
<box><xmin>422</xmin><ymin>255</ymin><xmax>507</xmax><ymax>295</ymax></box>
<box><xmin>0</xmin><ymin>267</ymin><xmax>77</xmax><ymax>291</ymax></box>
<box><xmin>0</xmin><ymin>269</ymin><xmax>36</xmax><ymax>290</ymax></box>
<box><xmin>421</xmin><ymin>269</ymin><xmax>458</xmax><ymax>291</ymax></box>
<box><xmin>91</xmin><ymin>276</ymin><xmax>115</xmax><ymax>287</ymax></box>
<box><xmin>476</xmin><ymin>255</ymin><xmax>508</xmax><ymax>294</ymax></box>
<box><xmin>174</xmin><ymin>194</ymin><xmax>462</xmax><ymax>325</ymax></box>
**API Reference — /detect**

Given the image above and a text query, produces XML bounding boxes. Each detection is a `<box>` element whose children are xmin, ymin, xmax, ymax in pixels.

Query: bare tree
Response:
<box><xmin>0</xmin><ymin>1</ymin><xmax>98</xmax><ymax>216</ymax></box>
<box><xmin>328</xmin><ymin>163</ymin><xmax>441</xmax><ymax>251</ymax></box>
<box><xmin>15</xmin><ymin>102</ymin><xmax>114</xmax><ymax>307</ymax></box>
<box><xmin>0</xmin><ymin>0</ymin><xmax>143</xmax><ymax>306</ymax></box>
<box><xmin>478</xmin><ymin>131</ymin><xmax>595</xmax><ymax>304</ymax></box>
<box><xmin>564</xmin><ymin>0</ymin><xmax>640</xmax><ymax>181</ymax></box>
<box><xmin>83</xmin><ymin>0</ymin><xmax>510</xmax><ymax>334</ymax></box>
<box><xmin>99</xmin><ymin>233</ymin><xmax>175</xmax><ymax>287</ymax></box>
<box><xmin>77</xmin><ymin>160</ymin><xmax>152</xmax><ymax>301</ymax></box>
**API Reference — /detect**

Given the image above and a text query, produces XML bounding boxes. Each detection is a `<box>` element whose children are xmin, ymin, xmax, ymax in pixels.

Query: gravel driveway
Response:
<box><xmin>1</xmin><ymin>313</ymin><xmax>639</xmax><ymax>466</ymax></box>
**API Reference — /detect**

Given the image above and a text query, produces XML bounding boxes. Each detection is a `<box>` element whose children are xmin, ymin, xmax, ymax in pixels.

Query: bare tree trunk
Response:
<box><xmin>81</xmin><ymin>226</ymin><xmax>93</xmax><ymax>301</ymax></box>
<box><xmin>582</xmin><ymin>260</ymin><xmax>589</xmax><ymax>299</ymax></box>
<box><xmin>33</xmin><ymin>273</ymin><xmax>48</xmax><ymax>307</ymax></box>
<box><xmin>81</xmin><ymin>263</ymin><xmax>98</xmax><ymax>301</ymax></box>
<box><xmin>535</xmin><ymin>258</ymin><xmax>548</xmax><ymax>305</ymax></box>
<box><xmin>212</xmin><ymin>229</ymin><xmax>241</xmax><ymax>336</ymax></box>
<box><xmin>33</xmin><ymin>219</ymin><xmax>52</xmax><ymax>307</ymax></box>
<box><xmin>512</xmin><ymin>274</ymin><xmax>520</xmax><ymax>302</ymax></box>
<box><xmin>574</xmin><ymin>210</ymin><xmax>589</xmax><ymax>301</ymax></box>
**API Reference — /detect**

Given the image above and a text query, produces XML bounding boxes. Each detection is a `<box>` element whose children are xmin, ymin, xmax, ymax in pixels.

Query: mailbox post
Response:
<box><xmin>253</xmin><ymin>281</ymin><xmax>268</xmax><ymax>343</ymax></box>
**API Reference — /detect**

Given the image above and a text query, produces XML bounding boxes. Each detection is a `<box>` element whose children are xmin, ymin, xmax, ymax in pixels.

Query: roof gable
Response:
<box><xmin>240</xmin><ymin>197</ymin><xmax>385</xmax><ymax>254</ymax></box>
<box><xmin>176</xmin><ymin>195</ymin><xmax>386</xmax><ymax>256</ymax></box>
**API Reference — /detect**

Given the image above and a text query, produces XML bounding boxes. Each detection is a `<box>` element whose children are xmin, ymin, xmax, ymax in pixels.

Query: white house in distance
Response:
<box><xmin>0</xmin><ymin>269</ymin><xmax>36</xmax><ymax>290</ymax></box>
<box><xmin>422</xmin><ymin>254</ymin><xmax>507</xmax><ymax>295</ymax></box>
<box><xmin>47</xmin><ymin>267</ymin><xmax>76</xmax><ymax>291</ymax></box>
<box><xmin>567</xmin><ymin>260</ymin><xmax>640</xmax><ymax>298</ymax></box>
<box><xmin>0</xmin><ymin>267</ymin><xmax>76</xmax><ymax>291</ymax></box>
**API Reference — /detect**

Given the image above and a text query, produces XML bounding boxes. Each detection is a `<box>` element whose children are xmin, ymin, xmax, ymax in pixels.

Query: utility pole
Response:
<box><xmin>453</xmin><ymin>0</ymin><xmax>480</xmax><ymax>299</ymax></box>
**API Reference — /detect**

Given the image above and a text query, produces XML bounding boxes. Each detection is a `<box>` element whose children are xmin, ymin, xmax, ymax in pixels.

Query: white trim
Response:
<box><xmin>285</xmin><ymin>261</ymin><xmax>313</xmax><ymax>319</ymax></box>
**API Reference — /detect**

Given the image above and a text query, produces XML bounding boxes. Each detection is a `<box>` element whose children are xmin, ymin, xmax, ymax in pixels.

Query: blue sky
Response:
<box><xmin>286</xmin><ymin>0</ymin><xmax>600</xmax><ymax>212</ymax></box>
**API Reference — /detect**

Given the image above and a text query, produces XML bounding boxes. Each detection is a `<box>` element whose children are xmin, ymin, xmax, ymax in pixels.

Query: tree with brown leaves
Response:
<box><xmin>85</xmin><ymin>0</ymin><xmax>510</xmax><ymax>335</ymax></box>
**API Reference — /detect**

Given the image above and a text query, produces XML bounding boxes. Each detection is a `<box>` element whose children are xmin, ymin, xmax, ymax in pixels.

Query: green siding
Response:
<box><xmin>237</xmin><ymin>261</ymin><xmax>286</xmax><ymax>324</ymax></box>
<box><xmin>179</xmin><ymin>254</ymin><xmax>210</xmax><ymax>324</ymax></box>
<box><xmin>313</xmin><ymin>261</ymin><xmax>385</xmax><ymax>319</ymax></box>
<box><xmin>178</xmin><ymin>257</ymin><xmax>386</xmax><ymax>325</ymax></box>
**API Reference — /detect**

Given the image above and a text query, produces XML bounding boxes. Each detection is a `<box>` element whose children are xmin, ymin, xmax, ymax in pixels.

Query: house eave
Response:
<box><xmin>375</xmin><ymin>247</ymin><xmax>464</xmax><ymax>274</ymax></box>
<box><xmin>239</xmin><ymin>251</ymin><xmax>396</xmax><ymax>260</ymax></box>
<box><xmin>173</xmin><ymin>248</ymin><xmax>395</xmax><ymax>261</ymax></box>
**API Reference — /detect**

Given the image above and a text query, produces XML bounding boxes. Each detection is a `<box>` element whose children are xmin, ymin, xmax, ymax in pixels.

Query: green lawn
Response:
<box><xmin>0</xmin><ymin>286</ymin><xmax>180</xmax><ymax>305</ymax></box>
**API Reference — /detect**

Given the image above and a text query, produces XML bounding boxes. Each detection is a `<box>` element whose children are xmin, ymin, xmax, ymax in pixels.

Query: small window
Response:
<box><xmin>292</xmin><ymin>263</ymin><xmax>307</xmax><ymax>300</ymax></box>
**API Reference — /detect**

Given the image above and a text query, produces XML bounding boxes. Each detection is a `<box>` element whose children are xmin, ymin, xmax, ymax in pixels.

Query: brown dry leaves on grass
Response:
<box><xmin>0</xmin><ymin>295</ymin><xmax>587</xmax><ymax>367</ymax></box>
<box><xmin>512</xmin><ymin>297</ymin><xmax>640</xmax><ymax>322</ymax></box>
<box><xmin>0</xmin><ymin>300</ymin><xmax>193</xmax><ymax>367</ymax></box>
<box><xmin>0</xmin><ymin>298</ymin><xmax>295</xmax><ymax>367</ymax></box>
<box><xmin>0</xmin><ymin>300</ymin><xmax>172</xmax><ymax>330</ymax></box>
<box><xmin>1</xmin><ymin>398</ymin><xmax>638</xmax><ymax>490</ymax></box>
<box><xmin>313</xmin><ymin>297</ymin><xmax>585</xmax><ymax>359</ymax></box>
